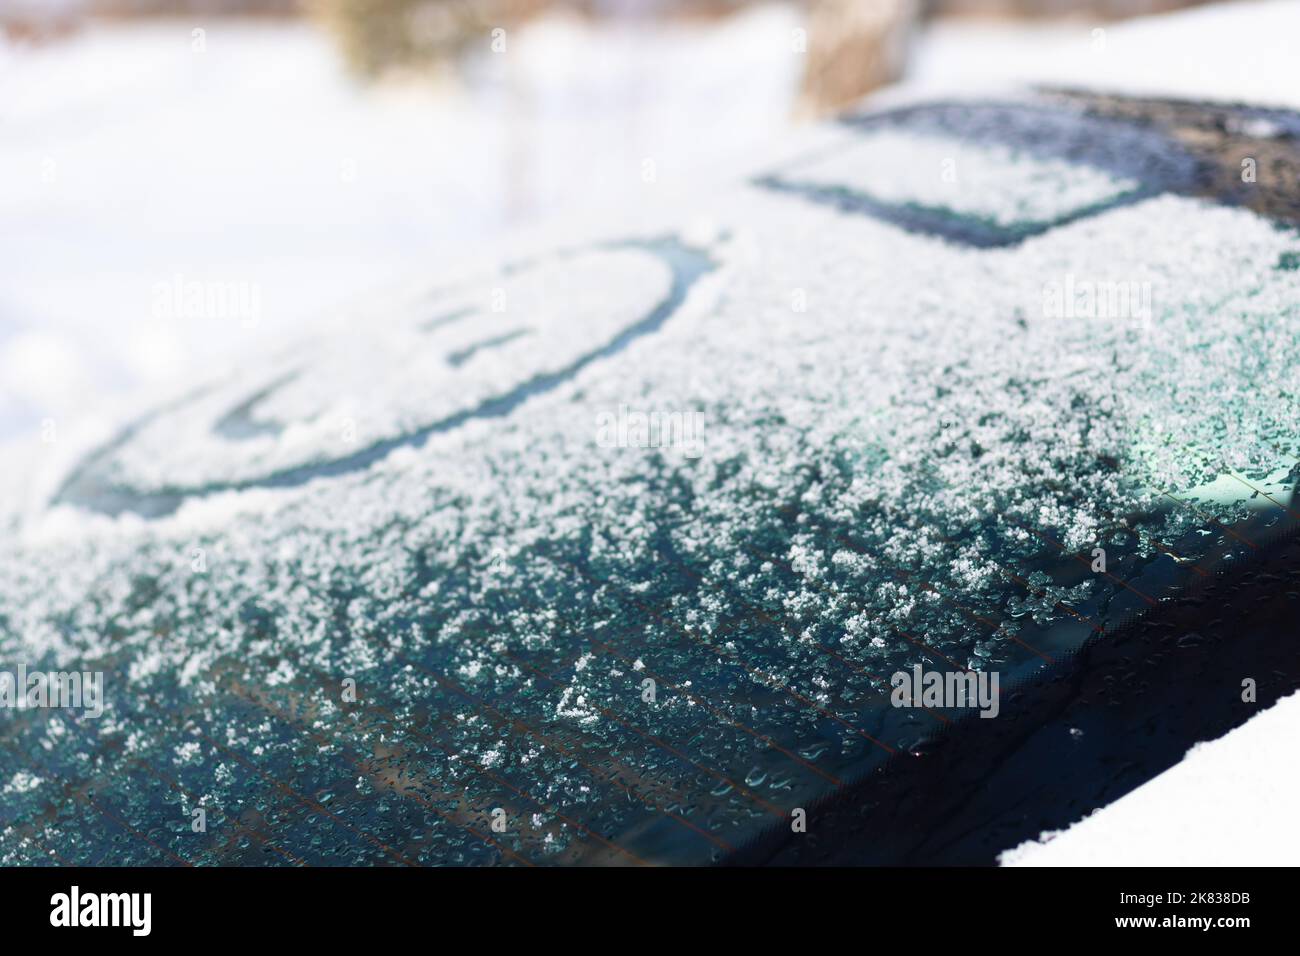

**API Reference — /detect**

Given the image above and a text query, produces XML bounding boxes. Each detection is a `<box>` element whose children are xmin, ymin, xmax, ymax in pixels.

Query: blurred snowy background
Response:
<box><xmin>0</xmin><ymin>0</ymin><xmax>1289</xmax><ymax>446</ymax></box>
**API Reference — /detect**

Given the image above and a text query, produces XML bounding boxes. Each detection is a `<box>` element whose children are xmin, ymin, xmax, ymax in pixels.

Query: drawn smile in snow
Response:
<box><xmin>54</xmin><ymin>236</ymin><xmax>717</xmax><ymax>516</ymax></box>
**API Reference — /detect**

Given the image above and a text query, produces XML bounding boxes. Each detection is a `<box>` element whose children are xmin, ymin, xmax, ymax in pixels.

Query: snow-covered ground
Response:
<box><xmin>904</xmin><ymin>2</ymin><xmax>1300</xmax><ymax>110</ymax></box>
<box><xmin>1002</xmin><ymin>691</ymin><xmax>1300</xmax><ymax>866</ymax></box>
<box><xmin>0</xmin><ymin>5</ymin><xmax>803</xmax><ymax>443</ymax></box>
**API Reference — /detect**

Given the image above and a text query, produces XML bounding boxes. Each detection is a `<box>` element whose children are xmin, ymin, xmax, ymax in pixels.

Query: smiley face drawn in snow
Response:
<box><xmin>55</xmin><ymin>236</ymin><xmax>717</xmax><ymax>517</ymax></box>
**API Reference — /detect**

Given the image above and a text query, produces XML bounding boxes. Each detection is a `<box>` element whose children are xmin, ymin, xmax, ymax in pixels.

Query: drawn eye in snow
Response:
<box><xmin>54</xmin><ymin>235</ymin><xmax>718</xmax><ymax>518</ymax></box>
<box><xmin>756</xmin><ymin>94</ymin><xmax>1300</xmax><ymax>247</ymax></box>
